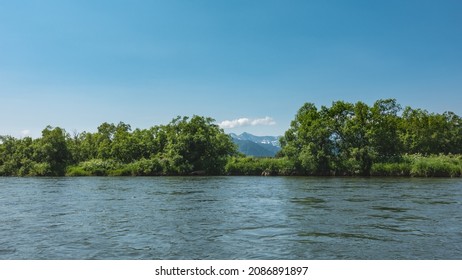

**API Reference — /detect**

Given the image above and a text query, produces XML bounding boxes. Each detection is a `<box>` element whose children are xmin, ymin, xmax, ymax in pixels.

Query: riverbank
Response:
<box><xmin>227</xmin><ymin>154</ymin><xmax>462</xmax><ymax>177</ymax></box>
<box><xmin>2</xmin><ymin>101</ymin><xmax>462</xmax><ymax>178</ymax></box>
<box><xmin>60</xmin><ymin>154</ymin><xmax>462</xmax><ymax>178</ymax></box>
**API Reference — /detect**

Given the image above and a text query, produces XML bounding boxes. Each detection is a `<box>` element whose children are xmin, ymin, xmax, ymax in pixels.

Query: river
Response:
<box><xmin>0</xmin><ymin>177</ymin><xmax>461</xmax><ymax>259</ymax></box>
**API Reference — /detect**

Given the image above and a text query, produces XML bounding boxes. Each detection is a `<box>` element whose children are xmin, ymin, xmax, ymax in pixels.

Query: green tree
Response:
<box><xmin>161</xmin><ymin>116</ymin><xmax>237</xmax><ymax>175</ymax></box>
<box><xmin>328</xmin><ymin>101</ymin><xmax>373</xmax><ymax>175</ymax></box>
<box><xmin>33</xmin><ymin>126</ymin><xmax>71</xmax><ymax>175</ymax></box>
<box><xmin>280</xmin><ymin>103</ymin><xmax>334</xmax><ymax>175</ymax></box>
<box><xmin>442</xmin><ymin>111</ymin><xmax>462</xmax><ymax>154</ymax></box>
<box><xmin>0</xmin><ymin>136</ymin><xmax>35</xmax><ymax>175</ymax></box>
<box><xmin>282</xmin><ymin>99</ymin><xmax>404</xmax><ymax>175</ymax></box>
<box><xmin>96</xmin><ymin>122</ymin><xmax>116</xmax><ymax>160</ymax></box>
<box><xmin>398</xmin><ymin>107</ymin><xmax>461</xmax><ymax>155</ymax></box>
<box><xmin>370</xmin><ymin>99</ymin><xmax>402</xmax><ymax>161</ymax></box>
<box><xmin>111</xmin><ymin>122</ymin><xmax>138</xmax><ymax>163</ymax></box>
<box><xmin>66</xmin><ymin>130</ymin><xmax>96</xmax><ymax>164</ymax></box>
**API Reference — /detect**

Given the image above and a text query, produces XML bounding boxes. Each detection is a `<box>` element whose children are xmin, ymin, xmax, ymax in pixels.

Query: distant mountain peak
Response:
<box><xmin>230</xmin><ymin>132</ymin><xmax>281</xmax><ymax>147</ymax></box>
<box><xmin>229</xmin><ymin>132</ymin><xmax>281</xmax><ymax>157</ymax></box>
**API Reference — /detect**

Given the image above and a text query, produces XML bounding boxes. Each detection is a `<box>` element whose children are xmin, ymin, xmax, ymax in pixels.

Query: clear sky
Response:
<box><xmin>1</xmin><ymin>0</ymin><xmax>461</xmax><ymax>138</ymax></box>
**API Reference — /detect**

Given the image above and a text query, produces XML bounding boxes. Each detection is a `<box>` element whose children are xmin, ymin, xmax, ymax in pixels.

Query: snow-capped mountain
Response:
<box><xmin>229</xmin><ymin>132</ymin><xmax>281</xmax><ymax>157</ymax></box>
<box><xmin>229</xmin><ymin>132</ymin><xmax>281</xmax><ymax>147</ymax></box>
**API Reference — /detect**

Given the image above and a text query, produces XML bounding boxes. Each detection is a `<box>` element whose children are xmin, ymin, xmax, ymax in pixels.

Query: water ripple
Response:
<box><xmin>1</xmin><ymin>177</ymin><xmax>461</xmax><ymax>259</ymax></box>
<box><xmin>371</xmin><ymin>206</ymin><xmax>410</xmax><ymax>213</ymax></box>
<box><xmin>298</xmin><ymin>231</ymin><xmax>389</xmax><ymax>241</ymax></box>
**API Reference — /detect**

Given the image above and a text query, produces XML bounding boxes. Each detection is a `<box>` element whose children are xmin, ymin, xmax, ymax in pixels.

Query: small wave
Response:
<box><xmin>396</xmin><ymin>215</ymin><xmax>430</xmax><ymax>221</ymax></box>
<box><xmin>412</xmin><ymin>200</ymin><xmax>456</xmax><ymax>205</ymax></box>
<box><xmin>368</xmin><ymin>214</ymin><xmax>393</xmax><ymax>220</ymax></box>
<box><xmin>191</xmin><ymin>199</ymin><xmax>219</xmax><ymax>203</ymax></box>
<box><xmin>170</xmin><ymin>190</ymin><xmax>205</xmax><ymax>196</ymax></box>
<box><xmin>298</xmin><ymin>231</ymin><xmax>384</xmax><ymax>241</ymax></box>
<box><xmin>345</xmin><ymin>197</ymin><xmax>370</xmax><ymax>203</ymax></box>
<box><xmin>290</xmin><ymin>197</ymin><xmax>326</xmax><ymax>204</ymax></box>
<box><xmin>372</xmin><ymin>224</ymin><xmax>415</xmax><ymax>233</ymax></box>
<box><xmin>0</xmin><ymin>247</ymin><xmax>17</xmax><ymax>255</ymax></box>
<box><xmin>371</xmin><ymin>206</ymin><xmax>409</xmax><ymax>213</ymax></box>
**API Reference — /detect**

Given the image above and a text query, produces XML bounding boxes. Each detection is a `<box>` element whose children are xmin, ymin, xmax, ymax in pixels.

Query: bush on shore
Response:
<box><xmin>225</xmin><ymin>157</ymin><xmax>296</xmax><ymax>176</ymax></box>
<box><xmin>371</xmin><ymin>154</ymin><xmax>462</xmax><ymax>177</ymax></box>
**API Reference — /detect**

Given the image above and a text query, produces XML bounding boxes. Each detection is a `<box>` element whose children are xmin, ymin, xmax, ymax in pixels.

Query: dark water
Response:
<box><xmin>0</xmin><ymin>177</ymin><xmax>461</xmax><ymax>259</ymax></box>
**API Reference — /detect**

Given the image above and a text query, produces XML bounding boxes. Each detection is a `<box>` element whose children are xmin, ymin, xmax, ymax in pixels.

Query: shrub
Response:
<box><xmin>371</xmin><ymin>162</ymin><xmax>411</xmax><ymax>176</ymax></box>
<box><xmin>30</xmin><ymin>162</ymin><xmax>53</xmax><ymax>176</ymax></box>
<box><xmin>78</xmin><ymin>159</ymin><xmax>121</xmax><ymax>176</ymax></box>
<box><xmin>66</xmin><ymin>166</ymin><xmax>91</xmax><ymax>176</ymax></box>
<box><xmin>225</xmin><ymin>157</ymin><xmax>295</xmax><ymax>175</ymax></box>
<box><xmin>108</xmin><ymin>167</ymin><xmax>133</xmax><ymax>176</ymax></box>
<box><xmin>127</xmin><ymin>158</ymin><xmax>163</xmax><ymax>176</ymax></box>
<box><xmin>410</xmin><ymin>155</ymin><xmax>461</xmax><ymax>177</ymax></box>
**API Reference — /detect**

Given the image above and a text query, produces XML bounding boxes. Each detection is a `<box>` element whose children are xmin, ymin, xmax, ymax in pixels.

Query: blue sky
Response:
<box><xmin>1</xmin><ymin>0</ymin><xmax>461</xmax><ymax>137</ymax></box>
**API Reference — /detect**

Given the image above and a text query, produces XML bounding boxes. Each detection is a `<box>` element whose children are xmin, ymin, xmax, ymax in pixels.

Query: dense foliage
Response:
<box><xmin>1</xmin><ymin>99</ymin><xmax>462</xmax><ymax>177</ymax></box>
<box><xmin>223</xmin><ymin>154</ymin><xmax>462</xmax><ymax>177</ymax></box>
<box><xmin>225</xmin><ymin>156</ymin><xmax>295</xmax><ymax>176</ymax></box>
<box><xmin>278</xmin><ymin>99</ymin><xmax>462</xmax><ymax>176</ymax></box>
<box><xmin>0</xmin><ymin>116</ymin><xmax>237</xmax><ymax>176</ymax></box>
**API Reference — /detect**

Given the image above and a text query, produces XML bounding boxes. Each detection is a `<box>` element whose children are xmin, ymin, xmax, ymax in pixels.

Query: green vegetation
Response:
<box><xmin>1</xmin><ymin>116</ymin><xmax>237</xmax><ymax>176</ymax></box>
<box><xmin>225</xmin><ymin>156</ymin><xmax>295</xmax><ymax>176</ymax></box>
<box><xmin>278</xmin><ymin>99</ymin><xmax>462</xmax><ymax>176</ymax></box>
<box><xmin>371</xmin><ymin>154</ymin><xmax>462</xmax><ymax>177</ymax></box>
<box><xmin>1</xmin><ymin>99</ymin><xmax>462</xmax><ymax>177</ymax></box>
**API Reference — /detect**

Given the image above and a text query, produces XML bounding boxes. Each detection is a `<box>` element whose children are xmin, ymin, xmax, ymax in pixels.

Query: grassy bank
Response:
<box><xmin>224</xmin><ymin>157</ymin><xmax>296</xmax><ymax>176</ymax></box>
<box><xmin>66</xmin><ymin>157</ymin><xmax>194</xmax><ymax>176</ymax></box>
<box><xmin>62</xmin><ymin>154</ymin><xmax>462</xmax><ymax>177</ymax></box>
<box><xmin>371</xmin><ymin>154</ymin><xmax>462</xmax><ymax>177</ymax></box>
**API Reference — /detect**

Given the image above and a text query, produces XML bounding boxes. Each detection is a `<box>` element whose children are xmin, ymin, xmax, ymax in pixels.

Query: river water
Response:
<box><xmin>0</xmin><ymin>177</ymin><xmax>461</xmax><ymax>259</ymax></box>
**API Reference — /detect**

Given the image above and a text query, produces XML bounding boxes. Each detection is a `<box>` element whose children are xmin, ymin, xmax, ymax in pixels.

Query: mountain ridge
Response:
<box><xmin>229</xmin><ymin>132</ymin><xmax>281</xmax><ymax>157</ymax></box>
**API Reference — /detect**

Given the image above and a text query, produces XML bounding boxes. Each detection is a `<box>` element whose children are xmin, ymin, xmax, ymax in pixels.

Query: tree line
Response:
<box><xmin>1</xmin><ymin>99</ymin><xmax>461</xmax><ymax>177</ymax></box>
<box><xmin>0</xmin><ymin>116</ymin><xmax>236</xmax><ymax>176</ymax></box>
<box><xmin>277</xmin><ymin>99</ymin><xmax>462</xmax><ymax>176</ymax></box>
